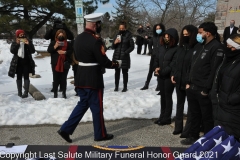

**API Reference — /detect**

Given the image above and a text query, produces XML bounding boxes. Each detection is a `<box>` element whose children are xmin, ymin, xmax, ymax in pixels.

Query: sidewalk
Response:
<box><xmin>0</xmin><ymin>119</ymin><xmax>190</xmax><ymax>148</ymax></box>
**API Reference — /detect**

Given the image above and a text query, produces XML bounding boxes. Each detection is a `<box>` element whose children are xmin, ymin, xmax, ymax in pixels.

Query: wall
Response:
<box><xmin>215</xmin><ymin>0</ymin><xmax>240</xmax><ymax>34</ymax></box>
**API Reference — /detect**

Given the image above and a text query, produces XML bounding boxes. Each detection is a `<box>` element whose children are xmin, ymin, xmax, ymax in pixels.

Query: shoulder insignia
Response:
<box><xmin>101</xmin><ymin>45</ymin><xmax>106</xmax><ymax>55</ymax></box>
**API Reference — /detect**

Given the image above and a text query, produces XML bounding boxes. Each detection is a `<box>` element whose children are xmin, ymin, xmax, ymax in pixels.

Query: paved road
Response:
<box><xmin>0</xmin><ymin>119</ymin><xmax>190</xmax><ymax>148</ymax></box>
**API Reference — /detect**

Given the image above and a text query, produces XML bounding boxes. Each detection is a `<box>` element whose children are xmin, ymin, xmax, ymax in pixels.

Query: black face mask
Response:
<box><xmin>183</xmin><ymin>36</ymin><xmax>189</xmax><ymax>44</ymax></box>
<box><xmin>164</xmin><ymin>39</ymin><xmax>169</xmax><ymax>44</ymax></box>
<box><xmin>119</xmin><ymin>30</ymin><xmax>126</xmax><ymax>34</ymax></box>
<box><xmin>96</xmin><ymin>21</ymin><xmax>102</xmax><ymax>33</ymax></box>
<box><xmin>58</xmin><ymin>36</ymin><xmax>65</xmax><ymax>41</ymax></box>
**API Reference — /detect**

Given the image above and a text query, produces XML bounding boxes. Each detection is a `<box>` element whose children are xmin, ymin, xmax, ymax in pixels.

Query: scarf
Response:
<box><xmin>18</xmin><ymin>42</ymin><xmax>25</xmax><ymax>58</ymax></box>
<box><xmin>55</xmin><ymin>40</ymin><xmax>67</xmax><ymax>72</ymax></box>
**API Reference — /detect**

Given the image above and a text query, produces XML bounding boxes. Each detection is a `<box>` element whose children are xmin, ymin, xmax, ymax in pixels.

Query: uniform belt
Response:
<box><xmin>78</xmin><ymin>62</ymin><xmax>99</xmax><ymax>66</ymax></box>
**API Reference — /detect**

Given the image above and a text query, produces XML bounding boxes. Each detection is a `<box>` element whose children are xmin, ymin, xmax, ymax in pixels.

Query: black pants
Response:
<box><xmin>174</xmin><ymin>87</ymin><xmax>187</xmax><ymax>131</ymax></box>
<box><xmin>158</xmin><ymin>78</ymin><xmax>175</xmax><ymax>123</ymax></box>
<box><xmin>16</xmin><ymin>65</ymin><xmax>30</xmax><ymax>80</ymax></box>
<box><xmin>52</xmin><ymin>64</ymin><xmax>69</xmax><ymax>92</ymax></box>
<box><xmin>146</xmin><ymin>55</ymin><xmax>156</xmax><ymax>84</ymax></box>
<box><xmin>137</xmin><ymin>44</ymin><xmax>142</xmax><ymax>54</ymax></box>
<box><xmin>115</xmin><ymin>68</ymin><xmax>128</xmax><ymax>88</ymax></box>
<box><xmin>186</xmin><ymin>87</ymin><xmax>214</xmax><ymax>138</ymax></box>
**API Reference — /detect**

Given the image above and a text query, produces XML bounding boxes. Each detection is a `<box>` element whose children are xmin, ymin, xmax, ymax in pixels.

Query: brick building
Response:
<box><xmin>215</xmin><ymin>0</ymin><xmax>240</xmax><ymax>34</ymax></box>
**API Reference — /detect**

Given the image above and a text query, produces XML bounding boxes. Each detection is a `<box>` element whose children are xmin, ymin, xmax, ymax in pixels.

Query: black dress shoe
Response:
<box><xmin>94</xmin><ymin>134</ymin><xmax>114</xmax><ymax>141</ymax></box>
<box><xmin>180</xmin><ymin>137</ymin><xmax>198</xmax><ymax>145</ymax></box>
<box><xmin>114</xmin><ymin>88</ymin><xmax>118</xmax><ymax>92</ymax></box>
<box><xmin>154</xmin><ymin>119</ymin><xmax>160</xmax><ymax>124</ymax></box>
<box><xmin>57</xmin><ymin>130</ymin><xmax>72</xmax><ymax>143</ymax></box>
<box><xmin>172</xmin><ymin>130</ymin><xmax>182</xmax><ymax>135</ymax></box>
<box><xmin>158</xmin><ymin>121</ymin><xmax>171</xmax><ymax>126</ymax></box>
<box><xmin>180</xmin><ymin>133</ymin><xmax>189</xmax><ymax>138</ymax></box>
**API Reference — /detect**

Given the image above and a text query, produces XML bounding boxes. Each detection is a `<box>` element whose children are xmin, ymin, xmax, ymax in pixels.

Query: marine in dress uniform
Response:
<box><xmin>57</xmin><ymin>13</ymin><xmax>119</xmax><ymax>143</ymax></box>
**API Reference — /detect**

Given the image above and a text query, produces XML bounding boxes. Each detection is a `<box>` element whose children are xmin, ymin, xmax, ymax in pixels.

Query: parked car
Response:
<box><xmin>104</xmin><ymin>38</ymin><xmax>113</xmax><ymax>50</ymax></box>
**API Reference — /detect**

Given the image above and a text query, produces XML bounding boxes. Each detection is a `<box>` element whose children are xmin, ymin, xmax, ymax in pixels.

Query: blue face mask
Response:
<box><xmin>196</xmin><ymin>34</ymin><xmax>204</xmax><ymax>43</ymax></box>
<box><xmin>156</xmin><ymin>29</ymin><xmax>162</xmax><ymax>34</ymax></box>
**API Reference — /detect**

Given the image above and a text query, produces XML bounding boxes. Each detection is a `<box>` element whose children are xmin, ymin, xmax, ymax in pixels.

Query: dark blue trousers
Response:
<box><xmin>60</xmin><ymin>88</ymin><xmax>107</xmax><ymax>140</ymax></box>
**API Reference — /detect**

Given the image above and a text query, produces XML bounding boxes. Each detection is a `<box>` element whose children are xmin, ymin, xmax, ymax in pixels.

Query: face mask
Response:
<box><xmin>147</xmin><ymin>26</ymin><xmax>150</xmax><ymax>29</ymax></box>
<box><xmin>156</xmin><ymin>29</ymin><xmax>162</xmax><ymax>34</ymax></box>
<box><xmin>164</xmin><ymin>39</ymin><xmax>169</xmax><ymax>44</ymax></box>
<box><xmin>196</xmin><ymin>34</ymin><xmax>204</xmax><ymax>43</ymax></box>
<box><xmin>119</xmin><ymin>30</ymin><xmax>126</xmax><ymax>34</ymax></box>
<box><xmin>58</xmin><ymin>36</ymin><xmax>65</xmax><ymax>41</ymax></box>
<box><xmin>95</xmin><ymin>21</ymin><xmax>102</xmax><ymax>33</ymax></box>
<box><xmin>183</xmin><ymin>36</ymin><xmax>190</xmax><ymax>43</ymax></box>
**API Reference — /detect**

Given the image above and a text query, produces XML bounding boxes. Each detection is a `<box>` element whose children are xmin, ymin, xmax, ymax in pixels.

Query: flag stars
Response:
<box><xmin>195</xmin><ymin>137</ymin><xmax>206</xmax><ymax>145</ymax></box>
<box><xmin>213</xmin><ymin>136</ymin><xmax>223</xmax><ymax>147</ymax></box>
<box><xmin>222</xmin><ymin>141</ymin><xmax>233</xmax><ymax>154</ymax></box>
<box><xmin>235</xmin><ymin>147</ymin><xmax>240</xmax><ymax>157</ymax></box>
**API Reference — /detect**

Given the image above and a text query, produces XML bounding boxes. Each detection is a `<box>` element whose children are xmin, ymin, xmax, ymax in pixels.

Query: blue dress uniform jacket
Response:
<box><xmin>74</xmin><ymin>29</ymin><xmax>112</xmax><ymax>89</ymax></box>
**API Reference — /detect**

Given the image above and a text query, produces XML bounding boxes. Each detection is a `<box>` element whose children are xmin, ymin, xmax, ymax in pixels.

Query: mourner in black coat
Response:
<box><xmin>112</xmin><ymin>21</ymin><xmax>134</xmax><ymax>92</ymax></box>
<box><xmin>223</xmin><ymin>20</ymin><xmax>239</xmax><ymax>46</ymax></box>
<box><xmin>140</xmin><ymin>23</ymin><xmax>165</xmax><ymax>91</ymax></box>
<box><xmin>181</xmin><ymin>22</ymin><xmax>224</xmax><ymax>145</ymax></box>
<box><xmin>8</xmin><ymin>29</ymin><xmax>35</xmax><ymax>98</ymax></box>
<box><xmin>58</xmin><ymin>13</ymin><xmax>119</xmax><ymax>143</ymax></box>
<box><xmin>153</xmin><ymin>28</ymin><xmax>179</xmax><ymax>126</ymax></box>
<box><xmin>136</xmin><ymin>25</ymin><xmax>145</xmax><ymax>54</ymax></box>
<box><xmin>211</xmin><ymin>34</ymin><xmax>240</xmax><ymax>140</ymax></box>
<box><xmin>47</xmin><ymin>29</ymin><xmax>72</xmax><ymax>99</ymax></box>
<box><xmin>171</xmin><ymin>25</ymin><xmax>198</xmax><ymax>137</ymax></box>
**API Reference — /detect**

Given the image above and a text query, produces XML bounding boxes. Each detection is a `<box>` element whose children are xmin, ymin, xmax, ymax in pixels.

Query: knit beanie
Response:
<box><xmin>15</xmin><ymin>29</ymin><xmax>25</xmax><ymax>37</ymax></box>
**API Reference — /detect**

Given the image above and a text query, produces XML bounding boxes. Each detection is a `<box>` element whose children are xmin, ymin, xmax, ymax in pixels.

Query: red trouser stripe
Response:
<box><xmin>98</xmin><ymin>89</ymin><xmax>105</xmax><ymax>137</ymax></box>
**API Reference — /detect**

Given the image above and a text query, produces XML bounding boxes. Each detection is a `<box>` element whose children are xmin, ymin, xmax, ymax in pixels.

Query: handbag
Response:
<box><xmin>64</xmin><ymin>61</ymin><xmax>70</xmax><ymax>70</ymax></box>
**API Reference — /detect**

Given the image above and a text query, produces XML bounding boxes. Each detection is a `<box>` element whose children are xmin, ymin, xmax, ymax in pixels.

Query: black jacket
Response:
<box><xmin>8</xmin><ymin>40</ymin><xmax>36</xmax><ymax>78</ymax></box>
<box><xmin>135</xmin><ymin>28</ymin><xmax>145</xmax><ymax>46</ymax></box>
<box><xmin>154</xmin><ymin>28</ymin><xmax>179</xmax><ymax>79</ymax></box>
<box><xmin>223</xmin><ymin>26</ymin><xmax>239</xmax><ymax>45</ymax></box>
<box><xmin>148</xmin><ymin>25</ymin><xmax>163</xmax><ymax>57</ymax></box>
<box><xmin>112</xmin><ymin>30</ymin><xmax>134</xmax><ymax>69</ymax></box>
<box><xmin>172</xmin><ymin>44</ymin><xmax>196</xmax><ymax>90</ymax></box>
<box><xmin>44</xmin><ymin>24</ymin><xmax>74</xmax><ymax>41</ymax></box>
<box><xmin>47</xmin><ymin>41</ymin><xmax>72</xmax><ymax>66</ymax></box>
<box><xmin>211</xmin><ymin>51</ymin><xmax>240</xmax><ymax>138</ymax></box>
<box><xmin>73</xmin><ymin>29</ymin><xmax>114</xmax><ymax>89</ymax></box>
<box><xmin>187</xmin><ymin>39</ymin><xmax>224</xmax><ymax>93</ymax></box>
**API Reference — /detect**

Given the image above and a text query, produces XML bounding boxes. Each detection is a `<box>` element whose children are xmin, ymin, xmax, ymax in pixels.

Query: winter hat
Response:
<box><xmin>227</xmin><ymin>34</ymin><xmax>240</xmax><ymax>50</ymax></box>
<box><xmin>15</xmin><ymin>29</ymin><xmax>25</xmax><ymax>37</ymax></box>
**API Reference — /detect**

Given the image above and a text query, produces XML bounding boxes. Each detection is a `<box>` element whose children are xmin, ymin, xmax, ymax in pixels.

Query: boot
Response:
<box><xmin>22</xmin><ymin>80</ymin><xmax>30</xmax><ymax>98</ymax></box>
<box><xmin>155</xmin><ymin>84</ymin><xmax>160</xmax><ymax>91</ymax></box>
<box><xmin>114</xmin><ymin>84</ymin><xmax>118</xmax><ymax>92</ymax></box>
<box><xmin>140</xmin><ymin>81</ymin><xmax>149</xmax><ymax>90</ymax></box>
<box><xmin>62</xmin><ymin>90</ymin><xmax>67</xmax><ymax>99</ymax></box>
<box><xmin>16</xmin><ymin>80</ymin><xmax>22</xmax><ymax>97</ymax></box>
<box><xmin>51</xmin><ymin>82</ymin><xmax>54</xmax><ymax>92</ymax></box>
<box><xmin>53</xmin><ymin>82</ymin><xmax>58</xmax><ymax>98</ymax></box>
<box><xmin>54</xmin><ymin>92</ymin><xmax>58</xmax><ymax>98</ymax></box>
<box><xmin>114</xmin><ymin>85</ymin><xmax>119</xmax><ymax>92</ymax></box>
<box><xmin>122</xmin><ymin>87</ymin><xmax>127</xmax><ymax>92</ymax></box>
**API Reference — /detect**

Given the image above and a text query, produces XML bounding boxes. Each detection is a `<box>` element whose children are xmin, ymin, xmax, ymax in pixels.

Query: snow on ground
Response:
<box><xmin>0</xmin><ymin>39</ymin><xmax>187</xmax><ymax>126</ymax></box>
